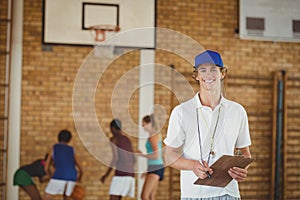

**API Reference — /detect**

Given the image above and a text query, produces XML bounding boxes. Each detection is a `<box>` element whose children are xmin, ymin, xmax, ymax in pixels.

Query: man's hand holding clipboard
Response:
<box><xmin>194</xmin><ymin>155</ymin><xmax>254</xmax><ymax>187</ymax></box>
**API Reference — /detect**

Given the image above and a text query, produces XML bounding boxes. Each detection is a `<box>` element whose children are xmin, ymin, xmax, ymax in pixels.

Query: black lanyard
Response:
<box><xmin>196</xmin><ymin>106</ymin><xmax>221</xmax><ymax>165</ymax></box>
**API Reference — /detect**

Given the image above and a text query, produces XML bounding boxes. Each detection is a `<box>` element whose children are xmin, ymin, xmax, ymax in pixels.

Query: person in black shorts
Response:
<box><xmin>136</xmin><ymin>115</ymin><xmax>165</xmax><ymax>200</ymax></box>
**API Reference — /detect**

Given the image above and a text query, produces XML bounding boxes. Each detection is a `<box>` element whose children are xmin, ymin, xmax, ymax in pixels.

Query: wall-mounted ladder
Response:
<box><xmin>0</xmin><ymin>0</ymin><xmax>11</xmax><ymax>199</ymax></box>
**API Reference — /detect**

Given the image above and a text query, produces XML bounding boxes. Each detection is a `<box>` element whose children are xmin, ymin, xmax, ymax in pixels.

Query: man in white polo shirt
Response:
<box><xmin>164</xmin><ymin>50</ymin><xmax>252</xmax><ymax>200</ymax></box>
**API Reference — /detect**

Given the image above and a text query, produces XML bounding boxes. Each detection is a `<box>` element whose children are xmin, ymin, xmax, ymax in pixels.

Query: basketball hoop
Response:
<box><xmin>89</xmin><ymin>24</ymin><xmax>121</xmax><ymax>58</ymax></box>
<box><xmin>88</xmin><ymin>24</ymin><xmax>120</xmax><ymax>42</ymax></box>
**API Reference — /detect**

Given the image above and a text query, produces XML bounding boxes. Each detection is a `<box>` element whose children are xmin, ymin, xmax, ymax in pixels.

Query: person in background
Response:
<box><xmin>164</xmin><ymin>50</ymin><xmax>252</xmax><ymax>200</ymax></box>
<box><xmin>43</xmin><ymin>129</ymin><xmax>83</xmax><ymax>200</ymax></box>
<box><xmin>101</xmin><ymin>119</ymin><xmax>135</xmax><ymax>200</ymax></box>
<box><xmin>13</xmin><ymin>154</ymin><xmax>50</xmax><ymax>200</ymax></box>
<box><xmin>136</xmin><ymin>114</ymin><xmax>165</xmax><ymax>200</ymax></box>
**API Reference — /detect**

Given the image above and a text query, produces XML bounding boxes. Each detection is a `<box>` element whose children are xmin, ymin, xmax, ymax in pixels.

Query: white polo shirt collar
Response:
<box><xmin>194</xmin><ymin>92</ymin><xmax>226</xmax><ymax>111</ymax></box>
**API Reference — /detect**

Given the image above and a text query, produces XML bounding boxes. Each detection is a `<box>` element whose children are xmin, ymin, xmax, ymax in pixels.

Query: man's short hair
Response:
<box><xmin>58</xmin><ymin>129</ymin><xmax>72</xmax><ymax>142</ymax></box>
<box><xmin>110</xmin><ymin>119</ymin><xmax>122</xmax><ymax>130</ymax></box>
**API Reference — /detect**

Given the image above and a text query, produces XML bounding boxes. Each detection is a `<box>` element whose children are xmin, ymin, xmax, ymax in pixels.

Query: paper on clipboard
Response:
<box><xmin>194</xmin><ymin>155</ymin><xmax>254</xmax><ymax>187</ymax></box>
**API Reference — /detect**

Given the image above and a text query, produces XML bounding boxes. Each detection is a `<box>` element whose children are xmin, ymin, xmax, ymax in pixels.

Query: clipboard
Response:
<box><xmin>194</xmin><ymin>155</ymin><xmax>254</xmax><ymax>187</ymax></box>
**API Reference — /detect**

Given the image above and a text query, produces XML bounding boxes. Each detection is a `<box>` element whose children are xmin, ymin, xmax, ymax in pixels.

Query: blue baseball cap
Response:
<box><xmin>194</xmin><ymin>50</ymin><xmax>224</xmax><ymax>68</ymax></box>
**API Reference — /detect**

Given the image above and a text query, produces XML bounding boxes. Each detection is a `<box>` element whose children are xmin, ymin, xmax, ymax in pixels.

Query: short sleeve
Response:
<box><xmin>236</xmin><ymin>107</ymin><xmax>251</xmax><ymax>148</ymax></box>
<box><xmin>164</xmin><ymin>105</ymin><xmax>186</xmax><ymax>148</ymax></box>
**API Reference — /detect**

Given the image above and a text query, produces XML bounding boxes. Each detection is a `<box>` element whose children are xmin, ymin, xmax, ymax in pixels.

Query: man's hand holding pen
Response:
<box><xmin>192</xmin><ymin>160</ymin><xmax>213</xmax><ymax>179</ymax></box>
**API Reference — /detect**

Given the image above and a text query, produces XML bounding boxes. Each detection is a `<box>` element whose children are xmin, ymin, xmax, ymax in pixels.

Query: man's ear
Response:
<box><xmin>221</xmin><ymin>72</ymin><xmax>226</xmax><ymax>80</ymax></box>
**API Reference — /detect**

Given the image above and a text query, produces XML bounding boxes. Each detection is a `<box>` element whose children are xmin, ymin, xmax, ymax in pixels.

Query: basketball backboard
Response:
<box><xmin>43</xmin><ymin>0</ymin><xmax>156</xmax><ymax>48</ymax></box>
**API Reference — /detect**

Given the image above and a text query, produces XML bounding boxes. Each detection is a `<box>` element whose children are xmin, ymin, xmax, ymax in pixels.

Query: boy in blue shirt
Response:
<box><xmin>43</xmin><ymin>130</ymin><xmax>83</xmax><ymax>200</ymax></box>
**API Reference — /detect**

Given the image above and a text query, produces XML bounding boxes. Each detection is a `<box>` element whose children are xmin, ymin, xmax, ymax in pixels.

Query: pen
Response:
<box><xmin>206</xmin><ymin>171</ymin><xmax>211</xmax><ymax>179</ymax></box>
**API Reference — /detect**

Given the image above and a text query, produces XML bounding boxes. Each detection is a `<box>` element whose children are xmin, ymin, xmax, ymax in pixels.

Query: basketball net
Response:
<box><xmin>89</xmin><ymin>25</ymin><xmax>120</xmax><ymax>58</ymax></box>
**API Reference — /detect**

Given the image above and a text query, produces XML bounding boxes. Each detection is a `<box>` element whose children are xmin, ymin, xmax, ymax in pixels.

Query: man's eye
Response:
<box><xmin>199</xmin><ymin>69</ymin><xmax>206</xmax><ymax>73</ymax></box>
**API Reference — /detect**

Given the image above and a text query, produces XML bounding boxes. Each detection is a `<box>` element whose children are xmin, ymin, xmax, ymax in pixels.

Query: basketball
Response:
<box><xmin>70</xmin><ymin>184</ymin><xmax>85</xmax><ymax>200</ymax></box>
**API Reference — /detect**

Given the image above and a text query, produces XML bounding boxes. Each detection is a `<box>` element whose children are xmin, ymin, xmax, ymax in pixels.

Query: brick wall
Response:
<box><xmin>1</xmin><ymin>0</ymin><xmax>299</xmax><ymax>199</ymax></box>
